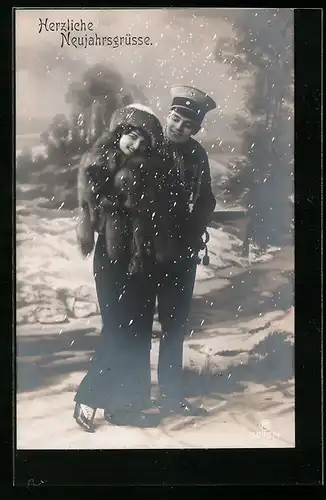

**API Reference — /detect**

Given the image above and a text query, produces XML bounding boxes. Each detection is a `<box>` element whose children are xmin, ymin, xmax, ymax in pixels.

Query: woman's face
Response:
<box><xmin>165</xmin><ymin>110</ymin><xmax>196</xmax><ymax>143</ymax></box>
<box><xmin>119</xmin><ymin>129</ymin><xmax>149</xmax><ymax>156</ymax></box>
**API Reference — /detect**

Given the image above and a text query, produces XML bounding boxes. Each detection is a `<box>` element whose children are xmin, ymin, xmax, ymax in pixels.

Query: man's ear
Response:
<box><xmin>191</xmin><ymin>122</ymin><xmax>201</xmax><ymax>135</ymax></box>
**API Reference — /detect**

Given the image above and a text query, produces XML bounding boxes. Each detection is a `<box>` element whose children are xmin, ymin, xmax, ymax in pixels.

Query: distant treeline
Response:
<box><xmin>16</xmin><ymin>117</ymin><xmax>51</xmax><ymax>136</ymax></box>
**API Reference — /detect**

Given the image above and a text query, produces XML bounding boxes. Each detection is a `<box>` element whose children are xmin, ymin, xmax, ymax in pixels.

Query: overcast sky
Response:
<box><xmin>16</xmin><ymin>8</ymin><xmax>248</xmax><ymax>140</ymax></box>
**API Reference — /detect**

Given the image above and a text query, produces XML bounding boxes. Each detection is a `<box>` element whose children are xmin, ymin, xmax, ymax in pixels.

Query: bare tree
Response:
<box><xmin>65</xmin><ymin>63</ymin><xmax>148</xmax><ymax>149</ymax></box>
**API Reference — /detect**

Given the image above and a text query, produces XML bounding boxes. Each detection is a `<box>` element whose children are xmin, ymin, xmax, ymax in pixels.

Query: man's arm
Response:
<box><xmin>190</xmin><ymin>145</ymin><xmax>216</xmax><ymax>237</ymax></box>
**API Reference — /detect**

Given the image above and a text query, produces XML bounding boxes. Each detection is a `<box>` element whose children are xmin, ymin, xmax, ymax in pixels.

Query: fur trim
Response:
<box><xmin>125</xmin><ymin>103</ymin><xmax>157</xmax><ymax>117</ymax></box>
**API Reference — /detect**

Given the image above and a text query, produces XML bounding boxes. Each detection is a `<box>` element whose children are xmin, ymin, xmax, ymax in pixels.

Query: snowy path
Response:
<box><xmin>16</xmin><ymin>247</ymin><xmax>294</xmax><ymax>449</ymax></box>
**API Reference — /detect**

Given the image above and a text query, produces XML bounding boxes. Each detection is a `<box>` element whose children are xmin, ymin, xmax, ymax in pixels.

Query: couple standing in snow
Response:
<box><xmin>74</xmin><ymin>85</ymin><xmax>217</xmax><ymax>432</ymax></box>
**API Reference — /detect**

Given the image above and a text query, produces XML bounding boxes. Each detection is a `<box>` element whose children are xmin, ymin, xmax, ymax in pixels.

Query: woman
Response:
<box><xmin>73</xmin><ymin>104</ymin><xmax>170</xmax><ymax>432</ymax></box>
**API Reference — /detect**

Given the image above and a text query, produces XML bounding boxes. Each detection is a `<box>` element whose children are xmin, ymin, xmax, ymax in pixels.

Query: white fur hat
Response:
<box><xmin>125</xmin><ymin>103</ymin><xmax>158</xmax><ymax>117</ymax></box>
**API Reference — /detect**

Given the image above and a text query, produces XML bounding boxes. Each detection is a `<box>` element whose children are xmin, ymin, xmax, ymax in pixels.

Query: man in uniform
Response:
<box><xmin>143</xmin><ymin>85</ymin><xmax>217</xmax><ymax>414</ymax></box>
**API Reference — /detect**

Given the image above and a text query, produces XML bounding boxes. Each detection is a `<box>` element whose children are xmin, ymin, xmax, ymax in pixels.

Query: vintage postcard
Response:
<box><xmin>15</xmin><ymin>8</ymin><xmax>295</xmax><ymax>450</ymax></box>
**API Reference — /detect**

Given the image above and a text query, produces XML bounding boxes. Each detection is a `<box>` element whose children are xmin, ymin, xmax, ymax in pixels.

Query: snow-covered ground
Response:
<box><xmin>16</xmin><ymin>307</ymin><xmax>294</xmax><ymax>449</ymax></box>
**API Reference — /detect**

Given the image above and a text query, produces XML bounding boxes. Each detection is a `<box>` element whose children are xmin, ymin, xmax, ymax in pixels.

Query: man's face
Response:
<box><xmin>165</xmin><ymin>110</ymin><xmax>197</xmax><ymax>144</ymax></box>
<box><xmin>119</xmin><ymin>128</ymin><xmax>149</xmax><ymax>156</ymax></box>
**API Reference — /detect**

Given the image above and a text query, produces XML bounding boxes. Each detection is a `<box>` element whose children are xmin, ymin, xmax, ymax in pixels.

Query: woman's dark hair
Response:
<box><xmin>93</xmin><ymin>124</ymin><xmax>152</xmax><ymax>160</ymax></box>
